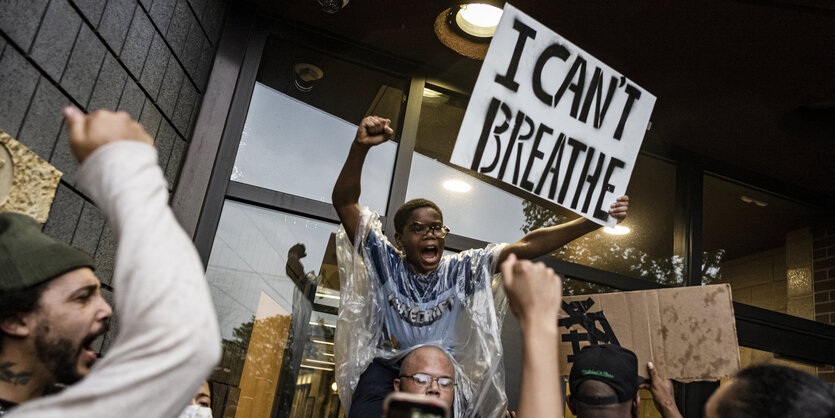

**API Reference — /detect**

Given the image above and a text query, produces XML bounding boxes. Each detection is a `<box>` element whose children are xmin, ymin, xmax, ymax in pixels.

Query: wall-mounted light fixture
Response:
<box><xmin>455</xmin><ymin>3</ymin><xmax>503</xmax><ymax>38</ymax></box>
<box><xmin>293</xmin><ymin>63</ymin><xmax>324</xmax><ymax>93</ymax></box>
<box><xmin>740</xmin><ymin>195</ymin><xmax>768</xmax><ymax>207</ymax></box>
<box><xmin>316</xmin><ymin>0</ymin><xmax>349</xmax><ymax>14</ymax></box>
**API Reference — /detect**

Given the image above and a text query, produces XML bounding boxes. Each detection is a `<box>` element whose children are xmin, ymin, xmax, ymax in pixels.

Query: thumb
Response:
<box><xmin>648</xmin><ymin>361</ymin><xmax>660</xmax><ymax>380</ymax></box>
<box><xmin>501</xmin><ymin>253</ymin><xmax>517</xmax><ymax>288</ymax></box>
<box><xmin>63</xmin><ymin>107</ymin><xmax>86</xmax><ymax>142</ymax></box>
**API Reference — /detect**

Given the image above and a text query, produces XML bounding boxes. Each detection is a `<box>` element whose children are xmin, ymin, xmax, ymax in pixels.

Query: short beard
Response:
<box><xmin>33</xmin><ymin>323</ymin><xmax>84</xmax><ymax>385</ymax></box>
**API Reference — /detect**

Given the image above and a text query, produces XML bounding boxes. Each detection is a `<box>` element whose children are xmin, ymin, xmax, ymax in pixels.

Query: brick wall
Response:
<box><xmin>813</xmin><ymin>220</ymin><xmax>835</xmax><ymax>383</ymax></box>
<box><xmin>0</xmin><ymin>0</ymin><xmax>226</xmax><ymax>352</ymax></box>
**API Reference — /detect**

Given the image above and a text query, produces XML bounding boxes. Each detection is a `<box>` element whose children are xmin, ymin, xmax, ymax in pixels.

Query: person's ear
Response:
<box><xmin>393</xmin><ymin>378</ymin><xmax>402</xmax><ymax>392</ymax></box>
<box><xmin>395</xmin><ymin>232</ymin><xmax>404</xmax><ymax>249</ymax></box>
<box><xmin>1</xmin><ymin>314</ymin><xmax>34</xmax><ymax>338</ymax></box>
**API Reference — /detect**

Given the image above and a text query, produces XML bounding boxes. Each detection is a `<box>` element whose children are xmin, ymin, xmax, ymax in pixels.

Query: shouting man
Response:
<box><xmin>0</xmin><ymin>108</ymin><xmax>220</xmax><ymax>417</ymax></box>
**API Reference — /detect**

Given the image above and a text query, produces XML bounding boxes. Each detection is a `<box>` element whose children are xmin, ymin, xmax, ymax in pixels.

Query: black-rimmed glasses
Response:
<box><xmin>398</xmin><ymin>373</ymin><xmax>455</xmax><ymax>391</ymax></box>
<box><xmin>408</xmin><ymin>222</ymin><xmax>450</xmax><ymax>238</ymax></box>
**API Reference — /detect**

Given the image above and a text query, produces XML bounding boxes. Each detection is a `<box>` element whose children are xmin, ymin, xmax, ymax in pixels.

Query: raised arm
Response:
<box><xmin>10</xmin><ymin>109</ymin><xmax>220</xmax><ymax>417</ymax></box>
<box><xmin>332</xmin><ymin>116</ymin><xmax>393</xmax><ymax>244</ymax></box>
<box><xmin>498</xmin><ymin>195</ymin><xmax>629</xmax><ymax>264</ymax></box>
<box><xmin>501</xmin><ymin>254</ymin><xmax>562</xmax><ymax>418</ymax></box>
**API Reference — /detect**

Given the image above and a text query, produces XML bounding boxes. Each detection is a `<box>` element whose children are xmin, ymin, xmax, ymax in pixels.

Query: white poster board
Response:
<box><xmin>450</xmin><ymin>4</ymin><xmax>656</xmax><ymax>226</ymax></box>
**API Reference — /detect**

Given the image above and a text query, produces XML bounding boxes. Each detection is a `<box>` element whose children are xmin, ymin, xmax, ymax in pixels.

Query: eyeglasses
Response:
<box><xmin>399</xmin><ymin>373</ymin><xmax>455</xmax><ymax>391</ymax></box>
<box><xmin>407</xmin><ymin>222</ymin><xmax>451</xmax><ymax>238</ymax></box>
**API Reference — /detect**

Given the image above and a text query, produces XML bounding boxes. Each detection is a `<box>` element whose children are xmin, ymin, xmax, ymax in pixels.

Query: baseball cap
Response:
<box><xmin>569</xmin><ymin>344</ymin><xmax>639</xmax><ymax>405</ymax></box>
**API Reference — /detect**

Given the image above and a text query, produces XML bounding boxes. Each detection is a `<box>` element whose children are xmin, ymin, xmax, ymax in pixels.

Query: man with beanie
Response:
<box><xmin>567</xmin><ymin>344</ymin><xmax>642</xmax><ymax>418</ymax></box>
<box><xmin>0</xmin><ymin>108</ymin><xmax>220</xmax><ymax>417</ymax></box>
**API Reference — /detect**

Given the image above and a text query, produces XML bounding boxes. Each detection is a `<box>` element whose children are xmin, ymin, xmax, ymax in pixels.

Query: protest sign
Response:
<box><xmin>558</xmin><ymin>284</ymin><xmax>740</xmax><ymax>382</ymax></box>
<box><xmin>450</xmin><ymin>4</ymin><xmax>656</xmax><ymax>226</ymax></box>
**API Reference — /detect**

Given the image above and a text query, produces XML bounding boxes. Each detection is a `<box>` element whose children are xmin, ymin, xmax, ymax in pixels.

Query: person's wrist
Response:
<box><xmin>352</xmin><ymin>139</ymin><xmax>372</xmax><ymax>151</ymax></box>
<box><xmin>657</xmin><ymin>399</ymin><xmax>680</xmax><ymax>417</ymax></box>
<box><xmin>519</xmin><ymin>314</ymin><xmax>559</xmax><ymax>336</ymax></box>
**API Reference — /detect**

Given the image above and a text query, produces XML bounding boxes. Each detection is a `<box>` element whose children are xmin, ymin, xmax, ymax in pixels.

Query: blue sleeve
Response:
<box><xmin>363</xmin><ymin>227</ymin><xmax>401</xmax><ymax>286</ymax></box>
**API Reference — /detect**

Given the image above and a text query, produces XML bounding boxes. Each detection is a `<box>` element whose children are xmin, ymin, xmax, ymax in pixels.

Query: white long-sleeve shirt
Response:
<box><xmin>9</xmin><ymin>142</ymin><xmax>221</xmax><ymax>418</ymax></box>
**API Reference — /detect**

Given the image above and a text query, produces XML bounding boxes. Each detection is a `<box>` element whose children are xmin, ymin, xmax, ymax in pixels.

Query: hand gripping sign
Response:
<box><xmin>450</xmin><ymin>3</ymin><xmax>656</xmax><ymax>227</ymax></box>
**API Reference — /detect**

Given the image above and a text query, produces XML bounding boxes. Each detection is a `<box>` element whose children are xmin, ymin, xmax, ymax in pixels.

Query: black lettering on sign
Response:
<box><xmin>580</xmin><ymin>151</ymin><xmax>606</xmax><ymax>213</ymax></box>
<box><xmin>471</xmin><ymin>98</ymin><xmax>512</xmax><ymax>173</ymax></box>
<box><xmin>534</xmin><ymin>132</ymin><xmax>567</xmax><ymax>199</ymax></box>
<box><xmin>553</xmin><ymin>55</ymin><xmax>587</xmax><ymax>118</ymax></box>
<box><xmin>613</xmin><ymin>83</ymin><xmax>641</xmax><ymax>140</ymax></box>
<box><xmin>557</xmin><ymin>138</ymin><xmax>587</xmax><ymax>204</ymax></box>
<box><xmin>520</xmin><ymin>122</ymin><xmax>554</xmax><ymax>191</ymax></box>
<box><xmin>578</xmin><ymin>68</ymin><xmax>618</xmax><ymax>130</ymax></box>
<box><xmin>495</xmin><ymin>19</ymin><xmax>537</xmax><ymax>92</ymax></box>
<box><xmin>571</xmin><ymin>147</ymin><xmax>605</xmax><ymax>211</ymax></box>
<box><xmin>558</xmin><ymin>298</ymin><xmax>620</xmax><ymax>363</ymax></box>
<box><xmin>532</xmin><ymin>43</ymin><xmax>570</xmax><ymax>106</ymax></box>
<box><xmin>498</xmin><ymin>111</ymin><xmax>534</xmax><ymax>181</ymax></box>
<box><xmin>592</xmin><ymin>156</ymin><xmax>625</xmax><ymax>222</ymax></box>
<box><xmin>510</xmin><ymin>113</ymin><xmax>537</xmax><ymax>185</ymax></box>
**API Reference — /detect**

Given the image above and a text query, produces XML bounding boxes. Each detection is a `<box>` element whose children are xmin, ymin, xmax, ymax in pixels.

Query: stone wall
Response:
<box><xmin>0</xmin><ymin>0</ymin><xmax>226</xmax><ymax>352</ymax></box>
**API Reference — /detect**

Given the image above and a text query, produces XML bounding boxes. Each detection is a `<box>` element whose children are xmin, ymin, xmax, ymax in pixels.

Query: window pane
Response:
<box><xmin>232</xmin><ymin>36</ymin><xmax>408</xmax><ymax>211</ymax></box>
<box><xmin>703</xmin><ymin>175</ymin><xmax>820</xmax><ymax>320</ymax></box>
<box><xmin>406</xmin><ymin>86</ymin><xmax>680</xmax><ymax>285</ymax></box>
<box><xmin>205</xmin><ymin>200</ymin><xmax>344</xmax><ymax>417</ymax></box>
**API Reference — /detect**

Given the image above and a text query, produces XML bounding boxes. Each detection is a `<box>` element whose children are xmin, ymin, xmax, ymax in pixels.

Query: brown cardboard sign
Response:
<box><xmin>558</xmin><ymin>284</ymin><xmax>740</xmax><ymax>382</ymax></box>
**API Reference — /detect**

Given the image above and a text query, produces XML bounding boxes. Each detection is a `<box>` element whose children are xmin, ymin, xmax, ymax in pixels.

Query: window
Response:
<box><xmin>205</xmin><ymin>201</ymin><xmax>341</xmax><ymax>417</ymax></box>
<box><xmin>703</xmin><ymin>175</ymin><xmax>819</xmax><ymax>319</ymax></box>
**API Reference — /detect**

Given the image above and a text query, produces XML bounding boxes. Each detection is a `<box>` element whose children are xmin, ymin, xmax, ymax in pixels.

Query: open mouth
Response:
<box><xmin>80</xmin><ymin>332</ymin><xmax>103</xmax><ymax>362</ymax></box>
<box><xmin>421</xmin><ymin>245</ymin><xmax>440</xmax><ymax>265</ymax></box>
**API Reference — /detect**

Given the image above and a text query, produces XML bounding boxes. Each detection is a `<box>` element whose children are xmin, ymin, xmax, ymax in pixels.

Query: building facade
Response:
<box><xmin>1</xmin><ymin>1</ymin><xmax>833</xmax><ymax>417</ymax></box>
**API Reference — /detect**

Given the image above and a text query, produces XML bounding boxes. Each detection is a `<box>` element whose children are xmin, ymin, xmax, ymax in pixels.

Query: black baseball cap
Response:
<box><xmin>569</xmin><ymin>344</ymin><xmax>639</xmax><ymax>405</ymax></box>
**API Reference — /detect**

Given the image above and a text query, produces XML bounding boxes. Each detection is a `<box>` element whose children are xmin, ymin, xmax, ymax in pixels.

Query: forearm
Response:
<box><xmin>332</xmin><ymin>141</ymin><xmax>369</xmax><ymax>208</ymax></box>
<box><xmin>658</xmin><ymin>404</ymin><xmax>683</xmax><ymax>418</ymax></box>
<box><xmin>502</xmin><ymin>217</ymin><xmax>600</xmax><ymax>262</ymax></box>
<box><xmin>518</xmin><ymin>319</ymin><xmax>560</xmax><ymax>418</ymax></box>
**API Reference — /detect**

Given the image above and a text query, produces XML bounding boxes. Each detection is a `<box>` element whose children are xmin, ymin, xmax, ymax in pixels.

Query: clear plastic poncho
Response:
<box><xmin>334</xmin><ymin>208</ymin><xmax>509</xmax><ymax>418</ymax></box>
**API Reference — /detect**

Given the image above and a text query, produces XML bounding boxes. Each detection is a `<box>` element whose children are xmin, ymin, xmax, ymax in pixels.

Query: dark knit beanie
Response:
<box><xmin>0</xmin><ymin>212</ymin><xmax>95</xmax><ymax>291</ymax></box>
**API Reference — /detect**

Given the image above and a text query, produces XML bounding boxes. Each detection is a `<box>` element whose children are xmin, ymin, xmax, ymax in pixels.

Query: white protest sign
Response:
<box><xmin>450</xmin><ymin>4</ymin><xmax>656</xmax><ymax>226</ymax></box>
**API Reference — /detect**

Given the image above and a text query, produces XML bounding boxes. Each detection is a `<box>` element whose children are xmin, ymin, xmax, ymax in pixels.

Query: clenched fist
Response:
<box><xmin>64</xmin><ymin>107</ymin><xmax>153</xmax><ymax>163</ymax></box>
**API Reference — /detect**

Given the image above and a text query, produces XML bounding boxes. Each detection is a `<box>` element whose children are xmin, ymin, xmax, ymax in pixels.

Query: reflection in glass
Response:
<box><xmin>233</xmin><ymin>83</ymin><xmax>397</xmax><ymax>210</ymax></box>
<box><xmin>703</xmin><ymin>175</ymin><xmax>818</xmax><ymax>319</ymax></box>
<box><xmin>205</xmin><ymin>200</ymin><xmax>344</xmax><ymax>417</ymax></box>
<box><xmin>408</xmin><ymin>86</ymin><xmax>680</xmax><ymax>284</ymax></box>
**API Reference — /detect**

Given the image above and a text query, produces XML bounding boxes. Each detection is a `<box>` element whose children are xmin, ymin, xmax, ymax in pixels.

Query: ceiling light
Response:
<box><xmin>443</xmin><ymin>179</ymin><xmax>472</xmax><ymax>192</ymax></box>
<box><xmin>603</xmin><ymin>225</ymin><xmax>630</xmax><ymax>235</ymax></box>
<box><xmin>455</xmin><ymin>3</ymin><xmax>503</xmax><ymax>38</ymax></box>
<box><xmin>740</xmin><ymin>195</ymin><xmax>768</xmax><ymax>207</ymax></box>
<box><xmin>332</xmin><ymin>382</ymin><xmax>338</xmax><ymax>392</ymax></box>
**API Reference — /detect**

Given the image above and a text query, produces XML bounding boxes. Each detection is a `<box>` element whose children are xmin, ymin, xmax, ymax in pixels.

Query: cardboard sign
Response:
<box><xmin>558</xmin><ymin>284</ymin><xmax>740</xmax><ymax>382</ymax></box>
<box><xmin>450</xmin><ymin>4</ymin><xmax>656</xmax><ymax>226</ymax></box>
